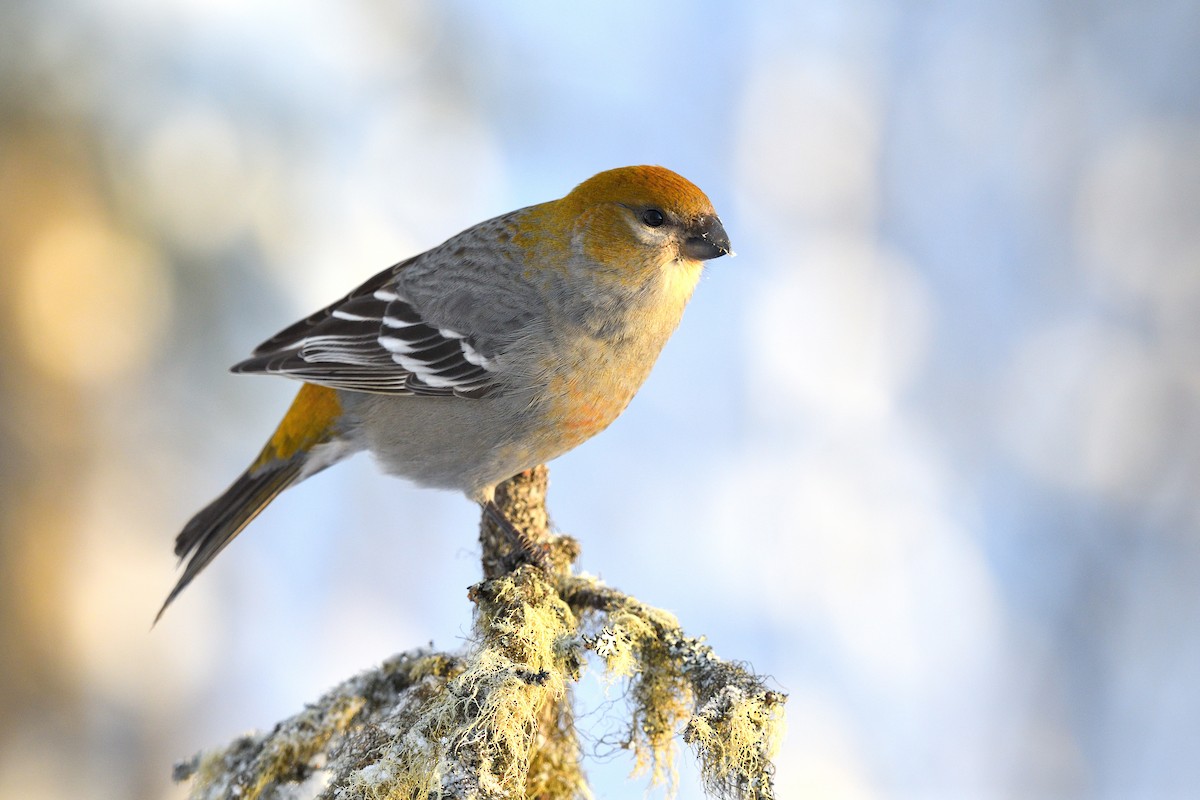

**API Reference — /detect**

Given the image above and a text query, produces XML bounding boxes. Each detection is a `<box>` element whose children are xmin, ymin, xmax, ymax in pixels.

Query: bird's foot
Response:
<box><xmin>482</xmin><ymin>500</ymin><xmax>551</xmax><ymax>570</ymax></box>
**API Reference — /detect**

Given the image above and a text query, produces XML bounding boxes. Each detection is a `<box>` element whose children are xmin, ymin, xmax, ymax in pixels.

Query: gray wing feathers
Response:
<box><xmin>232</xmin><ymin>211</ymin><xmax>539</xmax><ymax>398</ymax></box>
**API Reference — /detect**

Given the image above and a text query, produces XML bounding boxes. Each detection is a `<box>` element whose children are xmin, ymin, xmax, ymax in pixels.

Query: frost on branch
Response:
<box><xmin>174</xmin><ymin>466</ymin><xmax>786</xmax><ymax>799</ymax></box>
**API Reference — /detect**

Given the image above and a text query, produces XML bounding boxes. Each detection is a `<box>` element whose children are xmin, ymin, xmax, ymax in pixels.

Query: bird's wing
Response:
<box><xmin>231</xmin><ymin>255</ymin><xmax>501</xmax><ymax>398</ymax></box>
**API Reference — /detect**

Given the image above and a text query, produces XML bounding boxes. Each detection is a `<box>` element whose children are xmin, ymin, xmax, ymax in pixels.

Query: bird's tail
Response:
<box><xmin>155</xmin><ymin>383</ymin><xmax>347</xmax><ymax>622</ymax></box>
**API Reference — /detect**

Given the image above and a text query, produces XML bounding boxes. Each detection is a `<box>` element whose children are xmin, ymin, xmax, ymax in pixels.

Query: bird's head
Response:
<box><xmin>560</xmin><ymin>165</ymin><xmax>733</xmax><ymax>273</ymax></box>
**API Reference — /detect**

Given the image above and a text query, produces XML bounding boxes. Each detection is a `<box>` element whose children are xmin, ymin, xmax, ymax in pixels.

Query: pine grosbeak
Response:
<box><xmin>158</xmin><ymin>165</ymin><xmax>731</xmax><ymax>619</ymax></box>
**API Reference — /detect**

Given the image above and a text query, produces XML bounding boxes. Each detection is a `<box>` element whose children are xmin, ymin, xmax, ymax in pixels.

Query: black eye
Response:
<box><xmin>641</xmin><ymin>208</ymin><xmax>666</xmax><ymax>228</ymax></box>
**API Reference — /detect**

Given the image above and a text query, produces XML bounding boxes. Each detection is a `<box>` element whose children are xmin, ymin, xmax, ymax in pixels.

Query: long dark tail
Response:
<box><xmin>156</xmin><ymin>383</ymin><xmax>346</xmax><ymax>623</ymax></box>
<box><xmin>155</xmin><ymin>459</ymin><xmax>302</xmax><ymax>622</ymax></box>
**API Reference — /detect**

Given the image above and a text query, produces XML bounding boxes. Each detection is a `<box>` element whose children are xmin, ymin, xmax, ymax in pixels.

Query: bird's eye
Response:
<box><xmin>640</xmin><ymin>208</ymin><xmax>666</xmax><ymax>228</ymax></box>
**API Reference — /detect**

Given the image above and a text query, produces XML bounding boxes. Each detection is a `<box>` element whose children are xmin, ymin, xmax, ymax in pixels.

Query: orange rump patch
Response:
<box><xmin>254</xmin><ymin>383</ymin><xmax>342</xmax><ymax>468</ymax></box>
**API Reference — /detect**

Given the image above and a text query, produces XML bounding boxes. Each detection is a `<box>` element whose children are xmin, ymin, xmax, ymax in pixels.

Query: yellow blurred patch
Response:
<box><xmin>14</xmin><ymin>216</ymin><xmax>171</xmax><ymax>384</ymax></box>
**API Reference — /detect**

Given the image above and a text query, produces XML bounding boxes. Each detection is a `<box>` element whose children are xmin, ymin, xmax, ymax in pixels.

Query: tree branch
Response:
<box><xmin>174</xmin><ymin>467</ymin><xmax>785</xmax><ymax>799</ymax></box>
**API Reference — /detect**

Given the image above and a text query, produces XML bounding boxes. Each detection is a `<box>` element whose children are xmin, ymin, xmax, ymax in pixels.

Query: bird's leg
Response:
<box><xmin>482</xmin><ymin>499</ymin><xmax>551</xmax><ymax>570</ymax></box>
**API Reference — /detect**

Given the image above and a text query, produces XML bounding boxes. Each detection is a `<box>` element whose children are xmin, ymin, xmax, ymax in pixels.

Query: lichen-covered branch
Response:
<box><xmin>560</xmin><ymin>578</ymin><xmax>786</xmax><ymax>799</ymax></box>
<box><xmin>174</xmin><ymin>467</ymin><xmax>785</xmax><ymax>799</ymax></box>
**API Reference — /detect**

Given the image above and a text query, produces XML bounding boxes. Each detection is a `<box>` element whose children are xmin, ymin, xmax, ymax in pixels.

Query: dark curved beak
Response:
<box><xmin>681</xmin><ymin>214</ymin><xmax>733</xmax><ymax>261</ymax></box>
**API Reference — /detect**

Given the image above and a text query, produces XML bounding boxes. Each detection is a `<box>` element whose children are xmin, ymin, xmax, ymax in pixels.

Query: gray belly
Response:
<box><xmin>338</xmin><ymin>389</ymin><xmax>559</xmax><ymax>502</ymax></box>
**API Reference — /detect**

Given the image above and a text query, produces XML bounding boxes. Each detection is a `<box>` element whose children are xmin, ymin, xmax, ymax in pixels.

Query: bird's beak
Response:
<box><xmin>681</xmin><ymin>215</ymin><xmax>733</xmax><ymax>261</ymax></box>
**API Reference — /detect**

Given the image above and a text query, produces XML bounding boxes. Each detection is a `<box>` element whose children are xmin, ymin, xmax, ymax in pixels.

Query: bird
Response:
<box><xmin>158</xmin><ymin>165</ymin><xmax>731</xmax><ymax>621</ymax></box>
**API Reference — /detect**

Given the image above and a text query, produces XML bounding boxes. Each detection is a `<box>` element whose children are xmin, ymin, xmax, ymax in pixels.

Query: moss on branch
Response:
<box><xmin>174</xmin><ymin>467</ymin><xmax>785</xmax><ymax>799</ymax></box>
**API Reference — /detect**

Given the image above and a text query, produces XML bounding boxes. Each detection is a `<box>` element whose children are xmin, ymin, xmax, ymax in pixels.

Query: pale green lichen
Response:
<box><xmin>175</xmin><ymin>650</ymin><xmax>464</xmax><ymax>800</ymax></box>
<box><xmin>584</xmin><ymin>604</ymin><xmax>690</xmax><ymax>792</ymax></box>
<box><xmin>335</xmin><ymin>567</ymin><xmax>583</xmax><ymax>800</ymax></box>
<box><xmin>684</xmin><ymin>685</ymin><xmax>786</xmax><ymax>800</ymax></box>
<box><xmin>176</xmin><ymin>571</ymin><xmax>784</xmax><ymax>800</ymax></box>
<box><xmin>563</xmin><ymin>576</ymin><xmax>786</xmax><ymax>800</ymax></box>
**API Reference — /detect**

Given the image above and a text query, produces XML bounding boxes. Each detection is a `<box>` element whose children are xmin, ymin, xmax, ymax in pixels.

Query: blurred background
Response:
<box><xmin>2</xmin><ymin>1</ymin><xmax>1198</xmax><ymax>798</ymax></box>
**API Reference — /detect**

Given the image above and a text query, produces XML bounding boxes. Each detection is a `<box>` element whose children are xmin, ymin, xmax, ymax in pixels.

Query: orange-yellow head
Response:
<box><xmin>515</xmin><ymin>166</ymin><xmax>731</xmax><ymax>285</ymax></box>
<box><xmin>558</xmin><ymin>165</ymin><xmax>732</xmax><ymax>271</ymax></box>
